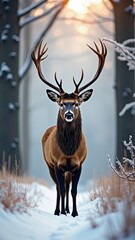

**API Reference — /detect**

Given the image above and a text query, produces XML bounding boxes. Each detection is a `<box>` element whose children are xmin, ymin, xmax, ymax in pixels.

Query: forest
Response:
<box><xmin>0</xmin><ymin>0</ymin><xmax>135</xmax><ymax>239</ymax></box>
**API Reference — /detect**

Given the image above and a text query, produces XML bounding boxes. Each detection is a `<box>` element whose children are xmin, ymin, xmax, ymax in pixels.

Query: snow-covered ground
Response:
<box><xmin>0</xmin><ymin>182</ymin><xmax>135</xmax><ymax>240</ymax></box>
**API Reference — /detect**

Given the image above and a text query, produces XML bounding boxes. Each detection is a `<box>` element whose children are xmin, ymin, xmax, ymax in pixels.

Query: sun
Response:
<box><xmin>68</xmin><ymin>0</ymin><xmax>102</xmax><ymax>14</ymax></box>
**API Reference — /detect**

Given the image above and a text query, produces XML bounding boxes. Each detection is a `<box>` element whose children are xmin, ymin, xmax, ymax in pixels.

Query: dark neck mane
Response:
<box><xmin>56</xmin><ymin>110</ymin><xmax>82</xmax><ymax>156</ymax></box>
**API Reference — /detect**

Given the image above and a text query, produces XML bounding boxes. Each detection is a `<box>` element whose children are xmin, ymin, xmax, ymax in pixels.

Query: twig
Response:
<box><xmin>19</xmin><ymin>2</ymin><xmax>61</xmax><ymax>29</ymax></box>
<box><xmin>18</xmin><ymin>0</ymin><xmax>48</xmax><ymax>18</ymax></box>
<box><xmin>103</xmin><ymin>38</ymin><xmax>135</xmax><ymax>70</ymax></box>
<box><xmin>19</xmin><ymin>0</ymin><xmax>69</xmax><ymax>81</ymax></box>
<box><xmin>107</xmin><ymin>136</ymin><xmax>135</xmax><ymax>182</ymax></box>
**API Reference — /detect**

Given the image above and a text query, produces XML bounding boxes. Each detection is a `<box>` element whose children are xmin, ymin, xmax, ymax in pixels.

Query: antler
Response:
<box><xmin>74</xmin><ymin>39</ymin><xmax>107</xmax><ymax>94</ymax></box>
<box><xmin>31</xmin><ymin>40</ymin><xmax>65</xmax><ymax>94</ymax></box>
<box><xmin>73</xmin><ymin>69</ymin><xmax>84</xmax><ymax>94</ymax></box>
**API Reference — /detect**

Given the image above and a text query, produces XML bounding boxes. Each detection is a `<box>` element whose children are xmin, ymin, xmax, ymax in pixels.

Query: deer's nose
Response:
<box><xmin>64</xmin><ymin>111</ymin><xmax>74</xmax><ymax>122</ymax></box>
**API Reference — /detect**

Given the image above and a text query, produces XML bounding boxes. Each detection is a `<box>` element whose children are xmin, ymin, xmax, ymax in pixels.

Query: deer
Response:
<box><xmin>31</xmin><ymin>39</ymin><xmax>107</xmax><ymax>217</ymax></box>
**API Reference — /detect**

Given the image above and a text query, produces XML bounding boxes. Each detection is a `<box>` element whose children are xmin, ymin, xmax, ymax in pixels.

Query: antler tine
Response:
<box><xmin>93</xmin><ymin>42</ymin><xmax>99</xmax><ymax>53</ymax></box>
<box><xmin>77</xmin><ymin>39</ymin><xmax>107</xmax><ymax>94</ymax></box>
<box><xmin>31</xmin><ymin>40</ymin><xmax>63</xmax><ymax>93</ymax></box>
<box><xmin>79</xmin><ymin>68</ymin><xmax>84</xmax><ymax>84</ymax></box>
<box><xmin>54</xmin><ymin>72</ymin><xmax>64</xmax><ymax>93</ymax></box>
<box><xmin>73</xmin><ymin>69</ymin><xmax>84</xmax><ymax>94</ymax></box>
<box><xmin>99</xmin><ymin>38</ymin><xmax>107</xmax><ymax>56</ymax></box>
<box><xmin>73</xmin><ymin>76</ymin><xmax>76</xmax><ymax>86</ymax></box>
<box><xmin>31</xmin><ymin>46</ymin><xmax>37</xmax><ymax>64</ymax></box>
<box><xmin>38</xmin><ymin>41</ymin><xmax>48</xmax><ymax>61</ymax></box>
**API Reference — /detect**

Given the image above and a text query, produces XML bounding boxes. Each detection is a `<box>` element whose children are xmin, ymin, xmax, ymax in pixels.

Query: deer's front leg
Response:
<box><xmin>55</xmin><ymin>166</ymin><xmax>66</xmax><ymax>215</ymax></box>
<box><xmin>71</xmin><ymin>166</ymin><xmax>82</xmax><ymax>217</ymax></box>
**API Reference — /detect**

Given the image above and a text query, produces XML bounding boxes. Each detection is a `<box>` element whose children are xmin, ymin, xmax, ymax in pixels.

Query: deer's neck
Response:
<box><xmin>56</xmin><ymin>110</ymin><xmax>82</xmax><ymax>156</ymax></box>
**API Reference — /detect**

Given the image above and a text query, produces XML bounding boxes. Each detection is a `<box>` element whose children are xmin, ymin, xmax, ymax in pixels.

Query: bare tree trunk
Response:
<box><xmin>0</xmin><ymin>0</ymin><xmax>20</xmax><ymax>170</ymax></box>
<box><xmin>0</xmin><ymin>0</ymin><xmax>69</xmax><ymax>172</ymax></box>
<box><xmin>112</xmin><ymin>0</ymin><xmax>135</xmax><ymax>163</ymax></box>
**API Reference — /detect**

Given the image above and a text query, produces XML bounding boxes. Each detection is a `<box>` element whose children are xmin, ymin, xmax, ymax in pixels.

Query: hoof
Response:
<box><xmin>61</xmin><ymin>210</ymin><xmax>67</xmax><ymax>215</ymax></box>
<box><xmin>54</xmin><ymin>210</ymin><xmax>60</xmax><ymax>216</ymax></box>
<box><xmin>71</xmin><ymin>211</ymin><xmax>78</xmax><ymax>217</ymax></box>
<box><xmin>65</xmin><ymin>208</ymin><xmax>70</xmax><ymax>214</ymax></box>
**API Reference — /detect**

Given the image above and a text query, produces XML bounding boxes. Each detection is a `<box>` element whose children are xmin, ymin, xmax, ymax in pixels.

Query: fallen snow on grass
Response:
<box><xmin>0</xmin><ymin>182</ymin><xmax>135</xmax><ymax>240</ymax></box>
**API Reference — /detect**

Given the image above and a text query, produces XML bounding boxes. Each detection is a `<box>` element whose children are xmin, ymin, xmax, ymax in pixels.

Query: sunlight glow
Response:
<box><xmin>68</xmin><ymin>0</ymin><xmax>102</xmax><ymax>14</ymax></box>
<box><xmin>33</xmin><ymin>8</ymin><xmax>44</xmax><ymax>16</ymax></box>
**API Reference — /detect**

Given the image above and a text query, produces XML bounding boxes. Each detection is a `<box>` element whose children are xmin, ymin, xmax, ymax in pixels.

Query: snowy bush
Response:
<box><xmin>108</xmin><ymin>135</ymin><xmax>135</xmax><ymax>182</ymax></box>
<box><xmin>89</xmin><ymin>172</ymin><xmax>135</xmax><ymax>239</ymax></box>
<box><xmin>0</xmin><ymin>171</ymin><xmax>42</xmax><ymax>213</ymax></box>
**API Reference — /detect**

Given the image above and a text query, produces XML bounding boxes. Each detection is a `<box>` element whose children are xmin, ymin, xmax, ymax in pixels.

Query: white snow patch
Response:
<box><xmin>0</xmin><ymin>182</ymin><xmax>135</xmax><ymax>240</ymax></box>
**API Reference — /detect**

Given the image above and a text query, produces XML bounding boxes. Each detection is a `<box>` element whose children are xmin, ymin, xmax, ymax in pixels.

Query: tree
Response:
<box><xmin>103</xmin><ymin>38</ymin><xmax>135</xmax><ymax>116</ymax></box>
<box><xmin>0</xmin><ymin>0</ymin><xmax>69</xmax><ymax>171</ymax></box>
<box><xmin>109</xmin><ymin>0</ymin><xmax>135</xmax><ymax>163</ymax></box>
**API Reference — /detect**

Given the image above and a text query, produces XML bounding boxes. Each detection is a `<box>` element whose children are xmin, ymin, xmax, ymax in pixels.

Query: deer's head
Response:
<box><xmin>31</xmin><ymin>40</ymin><xmax>107</xmax><ymax>123</ymax></box>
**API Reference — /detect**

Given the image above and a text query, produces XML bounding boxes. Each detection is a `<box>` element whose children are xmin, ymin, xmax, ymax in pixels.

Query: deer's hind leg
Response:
<box><xmin>65</xmin><ymin>172</ymin><xmax>72</xmax><ymax>214</ymax></box>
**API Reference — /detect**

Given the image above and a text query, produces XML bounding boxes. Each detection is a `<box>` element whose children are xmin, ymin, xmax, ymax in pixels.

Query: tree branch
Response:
<box><xmin>87</xmin><ymin>3</ymin><xmax>114</xmax><ymax>35</ymax></box>
<box><xmin>108</xmin><ymin>0</ymin><xmax>121</xmax><ymax>6</ymax></box>
<box><xmin>108</xmin><ymin>156</ymin><xmax>135</xmax><ymax>182</ymax></box>
<box><xmin>87</xmin><ymin>4</ymin><xmax>114</xmax><ymax>21</ymax></box>
<box><xmin>103</xmin><ymin>0</ymin><xmax>113</xmax><ymax>12</ymax></box>
<box><xmin>18</xmin><ymin>0</ymin><xmax>48</xmax><ymax>18</ymax></box>
<box><xmin>60</xmin><ymin>17</ymin><xmax>113</xmax><ymax>35</ymax></box>
<box><xmin>103</xmin><ymin>38</ymin><xmax>135</xmax><ymax>70</ymax></box>
<box><xmin>19</xmin><ymin>2</ymin><xmax>61</xmax><ymax>29</ymax></box>
<box><xmin>119</xmin><ymin>102</ymin><xmax>135</xmax><ymax>116</ymax></box>
<box><xmin>60</xmin><ymin>16</ymin><xmax>113</xmax><ymax>24</ymax></box>
<box><xmin>108</xmin><ymin>136</ymin><xmax>135</xmax><ymax>182</ymax></box>
<box><xmin>19</xmin><ymin>0</ymin><xmax>70</xmax><ymax>81</ymax></box>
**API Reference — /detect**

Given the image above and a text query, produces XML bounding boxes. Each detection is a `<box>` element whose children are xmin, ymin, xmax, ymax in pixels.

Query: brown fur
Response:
<box><xmin>42</xmin><ymin>123</ymin><xmax>87</xmax><ymax>170</ymax></box>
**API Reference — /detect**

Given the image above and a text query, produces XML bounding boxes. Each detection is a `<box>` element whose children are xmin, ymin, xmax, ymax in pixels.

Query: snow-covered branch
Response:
<box><xmin>18</xmin><ymin>0</ymin><xmax>48</xmax><ymax>18</ymax></box>
<box><xmin>19</xmin><ymin>0</ymin><xmax>69</xmax><ymax>80</ymax></box>
<box><xmin>103</xmin><ymin>38</ymin><xmax>135</xmax><ymax>70</ymax></box>
<box><xmin>108</xmin><ymin>136</ymin><xmax>135</xmax><ymax>182</ymax></box>
<box><xmin>103</xmin><ymin>38</ymin><xmax>135</xmax><ymax>116</ymax></box>
<box><xmin>119</xmin><ymin>102</ymin><xmax>135</xmax><ymax>116</ymax></box>
<box><xmin>19</xmin><ymin>2</ymin><xmax>61</xmax><ymax>29</ymax></box>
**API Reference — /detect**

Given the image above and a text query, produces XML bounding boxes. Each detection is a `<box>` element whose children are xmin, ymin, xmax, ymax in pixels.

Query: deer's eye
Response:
<box><xmin>73</xmin><ymin>103</ymin><xmax>79</xmax><ymax>109</ymax></box>
<box><xmin>60</xmin><ymin>103</ymin><xmax>64</xmax><ymax>109</ymax></box>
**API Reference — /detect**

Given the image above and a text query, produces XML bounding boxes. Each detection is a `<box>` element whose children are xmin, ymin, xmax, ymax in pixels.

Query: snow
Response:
<box><xmin>12</xmin><ymin>35</ymin><xmax>20</xmax><ymax>42</ymax></box>
<box><xmin>1</xmin><ymin>62</ymin><xmax>10</xmax><ymax>74</ymax></box>
<box><xmin>8</xmin><ymin>103</ymin><xmax>15</xmax><ymax>110</ymax></box>
<box><xmin>0</xmin><ymin>182</ymin><xmax>135</xmax><ymax>240</ymax></box>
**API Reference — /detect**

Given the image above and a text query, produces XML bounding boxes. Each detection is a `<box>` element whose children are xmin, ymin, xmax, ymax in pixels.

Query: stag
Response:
<box><xmin>31</xmin><ymin>39</ymin><xmax>107</xmax><ymax>217</ymax></box>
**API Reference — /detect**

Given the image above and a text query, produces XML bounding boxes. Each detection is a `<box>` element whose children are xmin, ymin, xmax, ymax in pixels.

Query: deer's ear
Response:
<box><xmin>79</xmin><ymin>89</ymin><xmax>93</xmax><ymax>102</ymax></box>
<box><xmin>46</xmin><ymin>89</ymin><xmax>60</xmax><ymax>102</ymax></box>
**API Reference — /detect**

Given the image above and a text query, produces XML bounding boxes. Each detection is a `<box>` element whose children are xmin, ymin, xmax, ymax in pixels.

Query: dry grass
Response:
<box><xmin>106</xmin><ymin>198</ymin><xmax>135</xmax><ymax>240</ymax></box>
<box><xmin>121</xmin><ymin>199</ymin><xmax>135</xmax><ymax>237</ymax></box>
<box><xmin>89</xmin><ymin>174</ymin><xmax>135</xmax><ymax>238</ymax></box>
<box><xmin>90</xmin><ymin>173</ymin><xmax>135</xmax><ymax>202</ymax></box>
<box><xmin>0</xmin><ymin>166</ymin><xmax>43</xmax><ymax>213</ymax></box>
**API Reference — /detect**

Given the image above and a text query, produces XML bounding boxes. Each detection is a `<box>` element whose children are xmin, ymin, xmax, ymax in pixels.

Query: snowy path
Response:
<box><xmin>0</xmin><ymin>183</ymin><xmax>134</xmax><ymax>240</ymax></box>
